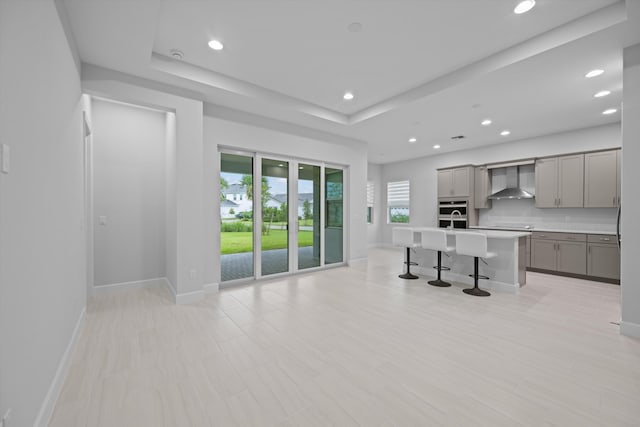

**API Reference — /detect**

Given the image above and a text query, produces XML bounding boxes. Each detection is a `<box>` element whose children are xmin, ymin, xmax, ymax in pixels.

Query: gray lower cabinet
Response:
<box><xmin>530</xmin><ymin>232</ymin><xmax>587</xmax><ymax>275</ymax></box>
<box><xmin>525</xmin><ymin>235</ymin><xmax>531</xmax><ymax>268</ymax></box>
<box><xmin>557</xmin><ymin>241</ymin><xmax>587</xmax><ymax>275</ymax></box>
<box><xmin>531</xmin><ymin>239</ymin><xmax>556</xmax><ymax>270</ymax></box>
<box><xmin>587</xmin><ymin>234</ymin><xmax>620</xmax><ymax>280</ymax></box>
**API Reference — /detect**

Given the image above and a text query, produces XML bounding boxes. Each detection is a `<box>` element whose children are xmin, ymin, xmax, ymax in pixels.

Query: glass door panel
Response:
<box><xmin>325</xmin><ymin>167</ymin><xmax>343</xmax><ymax>264</ymax></box>
<box><xmin>220</xmin><ymin>153</ymin><xmax>254</xmax><ymax>282</ymax></box>
<box><xmin>298</xmin><ymin>164</ymin><xmax>321</xmax><ymax>269</ymax></box>
<box><xmin>261</xmin><ymin>158</ymin><xmax>289</xmax><ymax>276</ymax></box>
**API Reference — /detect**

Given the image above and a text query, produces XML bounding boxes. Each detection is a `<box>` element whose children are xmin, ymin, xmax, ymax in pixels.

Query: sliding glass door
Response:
<box><xmin>220</xmin><ymin>153</ymin><xmax>254</xmax><ymax>282</ymax></box>
<box><xmin>261</xmin><ymin>158</ymin><xmax>289</xmax><ymax>276</ymax></box>
<box><xmin>325</xmin><ymin>167</ymin><xmax>344</xmax><ymax>265</ymax></box>
<box><xmin>220</xmin><ymin>151</ymin><xmax>345</xmax><ymax>283</ymax></box>
<box><xmin>298</xmin><ymin>164</ymin><xmax>321</xmax><ymax>270</ymax></box>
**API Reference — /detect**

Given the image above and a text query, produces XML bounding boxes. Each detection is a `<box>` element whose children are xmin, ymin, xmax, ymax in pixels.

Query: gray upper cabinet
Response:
<box><xmin>474</xmin><ymin>166</ymin><xmax>491</xmax><ymax>209</ymax></box>
<box><xmin>584</xmin><ymin>150</ymin><xmax>619</xmax><ymax>208</ymax></box>
<box><xmin>534</xmin><ymin>157</ymin><xmax>558</xmax><ymax>208</ymax></box>
<box><xmin>438</xmin><ymin>167</ymin><xmax>472</xmax><ymax>198</ymax></box>
<box><xmin>535</xmin><ymin>154</ymin><xmax>584</xmax><ymax>208</ymax></box>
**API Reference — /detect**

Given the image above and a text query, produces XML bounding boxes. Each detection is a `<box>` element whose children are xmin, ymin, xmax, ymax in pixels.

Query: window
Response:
<box><xmin>366</xmin><ymin>181</ymin><xmax>374</xmax><ymax>224</ymax></box>
<box><xmin>387</xmin><ymin>180</ymin><xmax>410</xmax><ymax>223</ymax></box>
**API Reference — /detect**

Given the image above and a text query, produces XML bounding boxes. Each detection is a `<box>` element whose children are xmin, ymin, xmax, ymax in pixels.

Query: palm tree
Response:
<box><xmin>220</xmin><ymin>177</ymin><xmax>229</xmax><ymax>202</ymax></box>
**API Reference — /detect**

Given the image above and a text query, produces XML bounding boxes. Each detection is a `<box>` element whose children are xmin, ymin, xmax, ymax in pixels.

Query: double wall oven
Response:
<box><xmin>438</xmin><ymin>200</ymin><xmax>469</xmax><ymax>229</ymax></box>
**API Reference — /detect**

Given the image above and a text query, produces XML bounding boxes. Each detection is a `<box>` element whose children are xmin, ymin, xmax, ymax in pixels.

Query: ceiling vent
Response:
<box><xmin>450</xmin><ymin>135</ymin><xmax>465</xmax><ymax>140</ymax></box>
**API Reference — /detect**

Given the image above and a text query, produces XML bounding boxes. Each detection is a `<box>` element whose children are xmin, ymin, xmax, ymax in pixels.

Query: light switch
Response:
<box><xmin>99</xmin><ymin>216</ymin><xmax>107</xmax><ymax>225</ymax></box>
<box><xmin>1</xmin><ymin>144</ymin><xmax>9</xmax><ymax>174</ymax></box>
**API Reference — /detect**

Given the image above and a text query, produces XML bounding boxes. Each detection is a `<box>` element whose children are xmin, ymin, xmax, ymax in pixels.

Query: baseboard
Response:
<box><xmin>93</xmin><ymin>277</ymin><xmax>169</xmax><ymax>295</ymax></box>
<box><xmin>620</xmin><ymin>320</ymin><xmax>640</xmax><ymax>339</ymax></box>
<box><xmin>34</xmin><ymin>307</ymin><xmax>86</xmax><ymax>427</ymax></box>
<box><xmin>203</xmin><ymin>282</ymin><xmax>219</xmax><ymax>293</ymax></box>
<box><xmin>414</xmin><ymin>266</ymin><xmax>520</xmax><ymax>294</ymax></box>
<box><xmin>175</xmin><ymin>289</ymin><xmax>205</xmax><ymax>304</ymax></box>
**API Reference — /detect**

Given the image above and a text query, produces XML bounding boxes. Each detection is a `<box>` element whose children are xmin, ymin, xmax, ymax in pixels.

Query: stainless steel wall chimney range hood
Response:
<box><xmin>488</xmin><ymin>165</ymin><xmax>535</xmax><ymax>200</ymax></box>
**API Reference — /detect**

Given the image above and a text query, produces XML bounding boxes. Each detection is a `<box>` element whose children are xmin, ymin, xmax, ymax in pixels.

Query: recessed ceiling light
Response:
<box><xmin>208</xmin><ymin>39</ymin><xmax>224</xmax><ymax>51</ymax></box>
<box><xmin>514</xmin><ymin>0</ymin><xmax>536</xmax><ymax>14</ymax></box>
<box><xmin>594</xmin><ymin>90</ymin><xmax>611</xmax><ymax>98</ymax></box>
<box><xmin>481</xmin><ymin>119</ymin><xmax>492</xmax><ymax>126</ymax></box>
<box><xmin>500</xmin><ymin>130</ymin><xmax>511</xmax><ymax>136</ymax></box>
<box><xmin>408</xmin><ymin>137</ymin><xmax>417</xmax><ymax>143</ymax></box>
<box><xmin>585</xmin><ymin>69</ymin><xmax>604</xmax><ymax>78</ymax></box>
<box><xmin>343</xmin><ymin>91</ymin><xmax>354</xmax><ymax>101</ymax></box>
<box><xmin>602</xmin><ymin>108</ymin><xmax>618</xmax><ymax>115</ymax></box>
<box><xmin>433</xmin><ymin>144</ymin><xmax>441</xmax><ymax>149</ymax></box>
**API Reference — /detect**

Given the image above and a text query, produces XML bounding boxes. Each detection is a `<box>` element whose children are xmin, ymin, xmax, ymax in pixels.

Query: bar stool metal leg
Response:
<box><xmin>399</xmin><ymin>247</ymin><xmax>419</xmax><ymax>279</ymax></box>
<box><xmin>463</xmin><ymin>257</ymin><xmax>491</xmax><ymax>297</ymax></box>
<box><xmin>428</xmin><ymin>251</ymin><xmax>451</xmax><ymax>287</ymax></box>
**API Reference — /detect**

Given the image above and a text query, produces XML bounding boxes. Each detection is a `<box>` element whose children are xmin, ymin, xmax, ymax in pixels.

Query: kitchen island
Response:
<box><xmin>411</xmin><ymin>228</ymin><xmax>530</xmax><ymax>293</ymax></box>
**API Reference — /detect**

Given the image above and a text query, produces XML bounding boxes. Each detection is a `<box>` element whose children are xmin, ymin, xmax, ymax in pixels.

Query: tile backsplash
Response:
<box><xmin>478</xmin><ymin>198</ymin><xmax>617</xmax><ymax>232</ymax></box>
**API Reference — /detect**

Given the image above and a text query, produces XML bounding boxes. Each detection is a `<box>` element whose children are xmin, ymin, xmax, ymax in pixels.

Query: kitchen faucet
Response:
<box><xmin>449</xmin><ymin>210</ymin><xmax>462</xmax><ymax>229</ymax></box>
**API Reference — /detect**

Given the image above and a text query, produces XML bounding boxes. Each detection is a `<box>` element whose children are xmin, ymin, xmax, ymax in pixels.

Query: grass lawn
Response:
<box><xmin>221</xmin><ymin>229</ymin><xmax>313</xmax><ymax>254</ymax></box>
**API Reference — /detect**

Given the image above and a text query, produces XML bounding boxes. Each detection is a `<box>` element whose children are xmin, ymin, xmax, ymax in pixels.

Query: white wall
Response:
<box><xmin>204</xmin><ymin>115</ymin><xmax>369</xmax><ymax>284</ymax></box>
<box><xmin>92</xmin><ymin>99</ymin><xmax>167</xmax><ymax>286</ymax></box>
<box><xmin>621</xmin><ymin>43</ymin><xmax>640</xmax><ymax>338</ymax></box>
<box><xmin>378</xmin><ymin>123</ymin><xmax>620</xmax><ymax>244</ymax></box>
<box><xmin>0</xmin><ymin>1</ymin><xmax>86</xmax><ymax>426</ymax></box>
<box><xmin>367</xmin><ymin>163</ymin><xmax>383</xmax><ymax>246</ymax></box>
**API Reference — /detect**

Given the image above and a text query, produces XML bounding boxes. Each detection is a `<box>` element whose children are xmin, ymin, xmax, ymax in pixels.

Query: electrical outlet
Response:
<box><xmin>189</xmin><ymin>269</ymin><xmax>197</xmax><ymax>279</ymax></box>
<box><xmin>2</xmin><ymin>408</ymin><xmax>12</xmax><ymax>426</ymax></box>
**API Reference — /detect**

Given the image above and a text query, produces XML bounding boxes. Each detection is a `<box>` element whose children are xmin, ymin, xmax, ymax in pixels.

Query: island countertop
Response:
<box><xmin>413</xmin><ymin>227</ymin><xmax>530</xmax><ymax>239</ymax></box>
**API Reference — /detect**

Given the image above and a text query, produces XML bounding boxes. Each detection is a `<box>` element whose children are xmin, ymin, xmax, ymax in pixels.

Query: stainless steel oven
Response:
<box><xmin>438</xmin><ymin>200</ymin><xmax>468</xmax><ymax>229</ymax></box>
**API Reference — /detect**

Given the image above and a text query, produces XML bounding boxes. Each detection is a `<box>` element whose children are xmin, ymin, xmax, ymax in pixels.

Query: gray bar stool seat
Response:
<box><xmin>421</xmin><ymin>229</ymin><xmax>455</xmax><ymax>287</ymax></box>
<box><xmin>392</xmin><ymin>227</ymin><xmax>420</xmax><ymax>279</ymax></box>
<box><xmin>455</xmin><ymin>232</ymin><xmax>497</xmax><ymax>297</ymax></box>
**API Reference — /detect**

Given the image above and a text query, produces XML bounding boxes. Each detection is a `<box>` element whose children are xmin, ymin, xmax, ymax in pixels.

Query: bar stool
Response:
<box><xmin>392</xmin><ymin>227</ymin><xmax>419</xmax><ymax>279</ymax></box>
<box><xmin>421</xmin><ymin>229</ymin><xmax>455</xmax><ymax>287</ymax></box>
<box><xmin>455</xmin><ymin>232</ymin><xmax>496</xmax><ymax>297</ymax></box>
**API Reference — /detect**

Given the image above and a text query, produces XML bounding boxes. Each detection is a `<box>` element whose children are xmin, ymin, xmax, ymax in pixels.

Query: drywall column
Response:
<box><xmin>165</xmin><ymin>112</ymin><xmax>178</xmax><ymax>289</ymax></box>
<box><xmin>620</xmin><ymin>43</ymin><xmax>640</xmax><ymax>338</ymax></box>
<box><xmin>174</xmin><ymin>99</ymin><xmax>204</xmax><ymax>302</ymax></box>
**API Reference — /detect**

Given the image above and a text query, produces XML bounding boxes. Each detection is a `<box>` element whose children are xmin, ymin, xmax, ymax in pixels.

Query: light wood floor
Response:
<box><xmin>50</xmin><ymin>247</ymin><xmax>640</xmax><ymax>426</ymax></box>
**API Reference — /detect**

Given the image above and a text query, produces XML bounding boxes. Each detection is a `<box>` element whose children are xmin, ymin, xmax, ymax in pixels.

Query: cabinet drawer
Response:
<box><xmin>555</xmin><ymin>233</ymin><xmax>586</xmax><ymax>242</ymax></box>
<box><xmin>587</xmin><ymin>234</ymin><xmax>616</xmax><ymax>244</ymax></box>
<box><xmin>531</xmin><ymin>231</ymin><xmax>564</xmax><ymax>240</ymax></box>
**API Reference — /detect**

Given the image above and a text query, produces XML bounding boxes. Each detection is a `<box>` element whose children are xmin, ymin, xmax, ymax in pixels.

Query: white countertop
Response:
<box><xmin>414</xmin><ymin>227</ymin><xmax>529</xmax><ymax>239</ymax></box>
<box><xmin>470</xmin><ymin>225</ymin><xmax>616</xmax><ymax>235</ymax></box>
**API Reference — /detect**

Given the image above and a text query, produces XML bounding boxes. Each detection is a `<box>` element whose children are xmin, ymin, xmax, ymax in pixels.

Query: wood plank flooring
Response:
<box><xmin>49</xmin><ymin>247</ymin><xmax>640</xmax><ymax>426</ymax></box>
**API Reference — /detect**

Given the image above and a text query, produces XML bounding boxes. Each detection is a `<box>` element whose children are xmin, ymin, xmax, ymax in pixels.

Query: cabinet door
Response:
<box><xmin>474</xmin><ymin>166</ymin><xmax>491</xmax><ymax>209</ymax></box>
<box><xmin>438</xmin><ymin>169</ymin><xmax>453</xmax><ymax>197</ymax></box>
<box><xmin>587</xmin><ymin>243</ymin><xmax>620</xmax><ymax>280</ymax></box>
<box><xmin>525</xmin><ymin>235</ymin><xmax>531</xmax><ymax>268</ymax></box>
<box><xmin>452</xmin><ymin>167</ymin><xmax>470</xmax><ymax>197</ymax></box>
<box><xmin>584</xmin><ymin>151</ymin><xmax>617</xmax><ymax>207</ymax></box>
<box><xmin>558</xmin><ymin>154</ymin><xmax>584</xmax><ymax>208</ymax></box>
<box><xmin>535</xmin><ymin>158</ymin><xmax>558</xmax><ymax>208</ymax></box>
<box><xmin>531</xmin><ymin>239</ymin><xmax>556</xmax><ymax>270</ymax></box>
<box><xmin>557</xmin><ymin>241</ymin><xmax>586</xmax><ymax>275</ymax></box>
<box><xmin>616</xmin><ymin>149</ymin><xmax>621</xmax><ymax>206</ymax></box>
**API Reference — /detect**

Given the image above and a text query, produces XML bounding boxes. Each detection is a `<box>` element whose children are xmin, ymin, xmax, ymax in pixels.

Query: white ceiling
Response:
<box><xmin>62</xmin><ymin>0</ymin><xmax>640</xmax><ymax>164</ymax></box>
